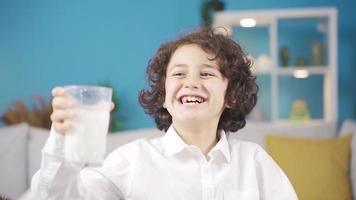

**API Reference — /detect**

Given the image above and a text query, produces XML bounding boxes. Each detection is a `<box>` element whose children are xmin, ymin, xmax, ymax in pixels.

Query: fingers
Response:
<box><xmin>51</xmin><ymin>86</ymin><xmax>75</xmax><ymax>135</ymax></box>
<box><xmin>52</xmin><ymin>86</ymin><xmax>74</xmax><ymax>108</ymax></box>
<box><xmin>51</xmin><ymin>110</ymin><xmax>75</xmax><ymax>135</ymax></box>
<box><xmin>50</xmin><ymin>110</ymin><xmax>75</xmax><ymax>123</ymax></box>
<box><xmin>110</xmin><ymin>102</ymin><xmax>115</xmax><ymax>111</ymax></box>
<box><xmin>52</xmin><ymin>121</ymin><xmax>72</xmax><ymax>135</ymax></box>
<box><xmin>52</xmin><ymin>86</ymin><xmax>66</xmax><ymax>97</ymax></box>
<box><xmin>52</xmin><ymin>96</ymin><xmax>74</xmax><ymax>110</ymax></box>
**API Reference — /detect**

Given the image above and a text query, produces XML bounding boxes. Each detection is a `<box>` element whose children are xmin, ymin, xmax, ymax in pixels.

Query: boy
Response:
<box><xmin>31</xmin><ymin>28</ymin><xmax>298</xmax><ymax>199</ymax></box>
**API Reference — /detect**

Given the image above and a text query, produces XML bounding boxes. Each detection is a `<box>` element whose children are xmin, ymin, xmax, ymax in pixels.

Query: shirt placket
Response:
<box><xmin>201</xmin><ymin>162</ymin><xmax>214</xmax><ymax>200</ymax></box>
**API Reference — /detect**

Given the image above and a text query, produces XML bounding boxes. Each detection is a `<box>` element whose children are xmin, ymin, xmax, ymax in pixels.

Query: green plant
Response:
<box><xmin>201</xmin><ymin>0</ymin><xmax>225</xmax><ymax>27</ymax></box>
<box><xmin>0</xmin><ymin>95</ymin><xmax>52</xmax><ymax>129</ymax></box>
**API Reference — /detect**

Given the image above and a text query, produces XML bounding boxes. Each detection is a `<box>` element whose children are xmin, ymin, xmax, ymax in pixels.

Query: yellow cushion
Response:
<box><xmin>266</xmin><ymin>134</ymin><xmax>353</xmax><ymax>200</ymax></box>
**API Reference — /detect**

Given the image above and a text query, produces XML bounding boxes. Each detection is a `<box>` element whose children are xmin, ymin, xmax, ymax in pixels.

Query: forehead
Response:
<box><xmin>168</xmin><ymin>44</ymin><xmax>218</xmax><ymax>67</ymax></box>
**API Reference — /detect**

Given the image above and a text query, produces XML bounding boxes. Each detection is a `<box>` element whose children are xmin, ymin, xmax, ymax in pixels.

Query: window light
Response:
<box><xmin>293</xmin><ymin>70</ymin><xmax>309</xmax><ymax>79</ymax></box>
<box><xmin>240</xmin><ymin>18</ymin><xmax>256</xmax><ymax>28</ymax></box>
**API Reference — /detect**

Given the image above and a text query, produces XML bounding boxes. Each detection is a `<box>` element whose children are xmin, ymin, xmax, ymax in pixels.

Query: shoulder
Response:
<box><xmin>228</xmin><ymin>137</ymin><xmax>265</xmax><ymax>155</ymax></box>
<box><xmin>227</xmin><ymin>137</ymin><xmax>275</xmax><ymax>165</ymax></box>
<box><xmin>226</xmin><ymin>135</ymin><xmax>298</xmax><ymax>199</ymax></box>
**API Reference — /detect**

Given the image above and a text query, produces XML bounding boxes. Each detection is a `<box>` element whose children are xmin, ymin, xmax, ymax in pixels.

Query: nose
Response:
<box><xmin>184</xmin><ymin>75</ymin><xmax>201</xmax><ymax>89</ymax></box>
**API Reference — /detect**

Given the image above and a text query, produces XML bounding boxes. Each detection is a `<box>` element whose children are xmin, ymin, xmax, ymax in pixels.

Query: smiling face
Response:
<box><xmin>164</xmin><ymin>44</ymin><xmax>228</xmax><ymax>127</ymax></box>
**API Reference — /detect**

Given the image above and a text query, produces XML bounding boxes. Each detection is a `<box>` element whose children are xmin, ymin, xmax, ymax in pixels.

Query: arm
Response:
<box><xmin>254</xmin><ymin>146</ymin><xmax>298</xmax><ymax>200</ymax></box>
<box><xmin>30</xmin><ymin>128</ymin><xmax>122</xmax><ymax>200</ymax></box>
<box><xmin>29</xmin><ymin>86</ymin><xmax>122</xmax><ymax>199</ymax></box>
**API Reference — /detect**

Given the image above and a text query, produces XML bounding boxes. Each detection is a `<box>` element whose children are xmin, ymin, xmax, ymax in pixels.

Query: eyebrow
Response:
<box><xmin>170</xmin><ymin>64</ymin><xmax>187</xmax><ymax>68</ymax></box>
<box><xmin>201</xmin><ymin>63</ymin><xmax>219</xmax><ymax>69</ymax></box>
<box><xmin>169</xmin><ymin>63</ymin><xmax>219</xmax><ymax>69</ymax></box>
<box><xmin>167</xmin><ymin>64</ymin><xmax>186</xmax><ymax>73</ymax></box>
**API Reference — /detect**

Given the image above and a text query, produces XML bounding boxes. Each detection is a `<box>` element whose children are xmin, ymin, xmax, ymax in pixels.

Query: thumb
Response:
<box><xmin>110</xmin><ymin>102</ymin><xmax>115</xmax><ymax>111</ymax></box>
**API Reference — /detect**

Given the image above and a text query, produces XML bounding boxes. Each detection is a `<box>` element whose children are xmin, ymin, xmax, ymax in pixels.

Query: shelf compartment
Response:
<box><xmin>232</xmin><ymin>26</ymin><xmax>270</xmax><ymax>59</ymax></box>
<box><xmin>277</xmin><ymin>17</ymin><xmax>329</xmax><ymax>68</ymax></box>
<box><xmin>277</xmin><ymin>75</ymin><xmax>324</xmax><ymax>121</ymax></box>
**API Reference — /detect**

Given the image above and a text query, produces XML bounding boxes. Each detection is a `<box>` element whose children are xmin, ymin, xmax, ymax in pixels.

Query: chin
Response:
<box><xmin>174</xmin><ymin>114</ymin><xmax>206</xmax><ymax>123</ymax></box>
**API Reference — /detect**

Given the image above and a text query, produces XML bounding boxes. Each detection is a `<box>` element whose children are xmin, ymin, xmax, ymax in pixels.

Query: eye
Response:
<box><xmin>172</xmin><ymin>72</ymin><xmax>185</xmax><ymax>77</ymax></box>
<box><xmin>201</xmin><ymin>72</ymin><xmax>214</xmax><ymax>77</ymax></box>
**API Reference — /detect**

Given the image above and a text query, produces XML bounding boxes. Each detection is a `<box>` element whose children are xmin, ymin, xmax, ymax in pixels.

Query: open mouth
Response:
<box><xmin>179</xmin><ymin>95</ymin><xmax>207</xmax><ymax>105</ymax></box>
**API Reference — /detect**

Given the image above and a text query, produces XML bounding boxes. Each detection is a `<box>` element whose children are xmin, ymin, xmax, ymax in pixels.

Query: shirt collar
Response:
<box><xmin>162</xmin><ymin>125</ymin><xmax>231</xmax><ymax>163</ymax></box>
<box><xmin>162</xmin><ymin>125</ymin><xmax>188</xmax><ymax>156</ymax></box>
<box><xmin>209</xmin><ymin>130</ymin><xmax>231</xmax><ymax>163</ymax></box>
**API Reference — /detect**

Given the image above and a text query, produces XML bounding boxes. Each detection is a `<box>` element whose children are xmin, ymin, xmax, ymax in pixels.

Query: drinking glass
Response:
<box><xmin>64</xmin><ymin>85</ymin><xmax>112</xmax><ymax>166</ymax></box>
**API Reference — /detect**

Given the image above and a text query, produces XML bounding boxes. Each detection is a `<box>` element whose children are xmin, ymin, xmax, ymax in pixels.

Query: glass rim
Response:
<box><xmin>64</xmin><ymin>85</ymin><xmax>112</xmax><ymax>93</ymax></box>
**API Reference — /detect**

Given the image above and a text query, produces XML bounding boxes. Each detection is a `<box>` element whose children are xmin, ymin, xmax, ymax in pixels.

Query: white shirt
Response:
<box><xmin>31</xmin><ymin>125</ymin><xmax>298</xmax><ymax>200</ymax></box>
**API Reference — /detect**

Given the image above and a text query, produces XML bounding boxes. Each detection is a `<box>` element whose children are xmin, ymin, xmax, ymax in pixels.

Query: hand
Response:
<box><xmin>50</xmin><ymin>87</ymin><xmax>115</xmax><ymax>135</ymax></box>
<box><xmin>50</xmin><ymin>87</ymin><xmax>74</xmax><ymax>135</ymax></box>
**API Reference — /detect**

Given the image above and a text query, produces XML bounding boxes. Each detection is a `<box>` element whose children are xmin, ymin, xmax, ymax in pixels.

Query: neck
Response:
<box><xmin>172</xmin><ymin>119</ymin><xmax>219</xmax><ymax>157</ymax></box>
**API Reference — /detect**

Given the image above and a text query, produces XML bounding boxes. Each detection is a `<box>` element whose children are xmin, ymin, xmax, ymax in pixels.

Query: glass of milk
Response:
<box><xmin>64</xmin><ymin>85</ymin><xmax>112</xmax><ymax>166</ymax></box>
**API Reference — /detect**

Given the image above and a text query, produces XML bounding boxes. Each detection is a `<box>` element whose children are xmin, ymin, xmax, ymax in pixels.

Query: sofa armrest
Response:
<box><xmin>0</xmin><ymin>123</ymin><xmax>29</xmax><ymax>199</ymax></box>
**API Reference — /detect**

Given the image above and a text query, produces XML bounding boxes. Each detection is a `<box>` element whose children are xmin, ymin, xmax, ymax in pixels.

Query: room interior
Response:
<box><xmin>0</xmin><ymin>0</ymin><xmax>355</xmax><ymax>199</ymax></box>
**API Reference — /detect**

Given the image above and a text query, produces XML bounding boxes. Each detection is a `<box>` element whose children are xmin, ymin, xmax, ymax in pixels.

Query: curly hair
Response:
<box><xmin>139</xmin><ymin>27</ymin><xmax>258</xmax><ymax>132</ymax></box>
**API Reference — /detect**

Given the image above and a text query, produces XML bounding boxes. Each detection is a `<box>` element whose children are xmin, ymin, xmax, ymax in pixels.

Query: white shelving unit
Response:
<box><xmin>213</xmin><ymin>7</ymin><xmax>338</xmax><ymax>125</ymax></box>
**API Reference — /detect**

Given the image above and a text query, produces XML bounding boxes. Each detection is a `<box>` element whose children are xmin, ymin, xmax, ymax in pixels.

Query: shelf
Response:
<box><xmin>251</xmin><ymin>66</ymin><xmax>329</xmax><ymax>75</ymax></box>
<box><xmin>214</xmin><ymin>7</ymin><xmax>337</xmax><ymax>27</ymax></box>
<box><xmin>214</xmin><ymin>7</ymin><xmax>338</xmax><ymax>124</ymax></box>
<box><xmin>251</xmin><ymin>68</ymin><xmax>272</xmax><ymax>75</ymax></box>
<box><xmin>277</xmin><ymin>66</ymin><xmax>329</xmax><ymax>75</ymax></box>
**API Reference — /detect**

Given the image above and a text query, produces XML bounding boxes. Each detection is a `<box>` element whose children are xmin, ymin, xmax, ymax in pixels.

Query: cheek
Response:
<box><xmin>164</xmin><ymin>80</ymin><xmax>181</xmax><ymax>108</ymax></box>
<box><xmin>165</xmin><ymin>79</ymin><xmax>180</xmax><ymax>95</ymax></box>
<box><xmin>208</xmin><ymin>83</ymin><xmax>228</xmax><ymax>102</ymax></box>
<box><xmin>164</xmin><ymin>82</ymin><xmax>173</xmax><ymax>98</ymax></box>
<box><xmin>207</xmin><ymin>82</ymin><xmax>228</xmax><ymax>93</ymax></box>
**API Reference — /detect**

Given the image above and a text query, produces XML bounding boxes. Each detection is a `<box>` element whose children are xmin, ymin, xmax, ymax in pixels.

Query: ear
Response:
<box><xmin>225</xmin><ymin>100</ymin><xmax>236</xmax><ymax>108</ymax></box>
<box><xmin>225</xmin><ymin>103</ymin><xmax>232</xmax><ymax>108</ymax></box>
<box><xmin>163</xmin><ymin>101</ymin><xmax>166</xmax><ymax>108</ymax></box>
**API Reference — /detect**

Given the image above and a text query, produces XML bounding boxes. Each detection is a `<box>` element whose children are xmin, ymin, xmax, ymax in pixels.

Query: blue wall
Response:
<box><xmin>1</xmin><ymin>0</ymin><xmax>355</xmax><ymax>130</ymax></box>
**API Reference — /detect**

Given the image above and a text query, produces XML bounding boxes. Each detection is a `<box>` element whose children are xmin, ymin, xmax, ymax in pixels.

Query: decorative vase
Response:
<box><xmin>294</xmin><ymin>57</ymin><xmax>307</xmax><ymax>66</ymax></box>
<box><xmin>312</xmin><ymin>41</ymin><xmax>324</xmax><ymax>66</ymax></box>
<box><xmin>289</xmin><ymin>99</ymin><xmax>310</xmax><ymax>122</ymax></box>
<box><xmin>280</xmin><ymin>46</ymin><xmax>290</xmax><ymax>67</ymax></box>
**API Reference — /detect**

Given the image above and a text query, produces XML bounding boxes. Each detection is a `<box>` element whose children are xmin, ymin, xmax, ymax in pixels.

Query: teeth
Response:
<box><xmin>181</xmin><ymin>96</ymin><xmax>204</xmax><ymax>104</ymax></box>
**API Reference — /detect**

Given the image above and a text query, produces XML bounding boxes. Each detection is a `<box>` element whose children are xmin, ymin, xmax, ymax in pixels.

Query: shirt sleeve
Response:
<box><xmin>29</xmin><ymin>126</ymin><xmax>124</xmax><ymax>200</ymax></box>
<box><xmin>254</xmin><ymin>146</ymin><xmax>299</xmax><ymax>200</ymax></box>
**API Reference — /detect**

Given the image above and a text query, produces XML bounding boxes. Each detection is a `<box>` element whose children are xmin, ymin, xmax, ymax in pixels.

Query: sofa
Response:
<box><xmin>0</xmin><ymin>120</ymin><xmax>355</xmax><ymax>199</ymax></box>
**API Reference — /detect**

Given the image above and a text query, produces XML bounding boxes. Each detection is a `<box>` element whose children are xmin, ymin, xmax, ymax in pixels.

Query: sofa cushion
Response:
<box><xmin>339</xmin><ymin>119</ymin><xmax>356</xmax><ymax>198</ymax></box>
<box><xmin>0</xmin><ymin>123</ymin><xmax>29</xmax><ymax>199</ymax></box>
<box><xmin>27</xmin><ymin>127</ymin><xmax>49</xmax><ymax>186</ymax></box>
<box><xmin>232</xmin><ymin>121</ymin><xmax>337</xmax><ymax>149</ymax></box>
<box><xmin>266</xmin><ymin>134</ymin><xmax>352</xmax><ymax>200</ymax></box>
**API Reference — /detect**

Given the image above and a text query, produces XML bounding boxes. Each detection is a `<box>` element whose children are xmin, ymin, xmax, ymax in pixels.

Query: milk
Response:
<box><xmin>65</xmin><ymin>103</ymin><xmax>110</xmax><ymax>166</ymax></box>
